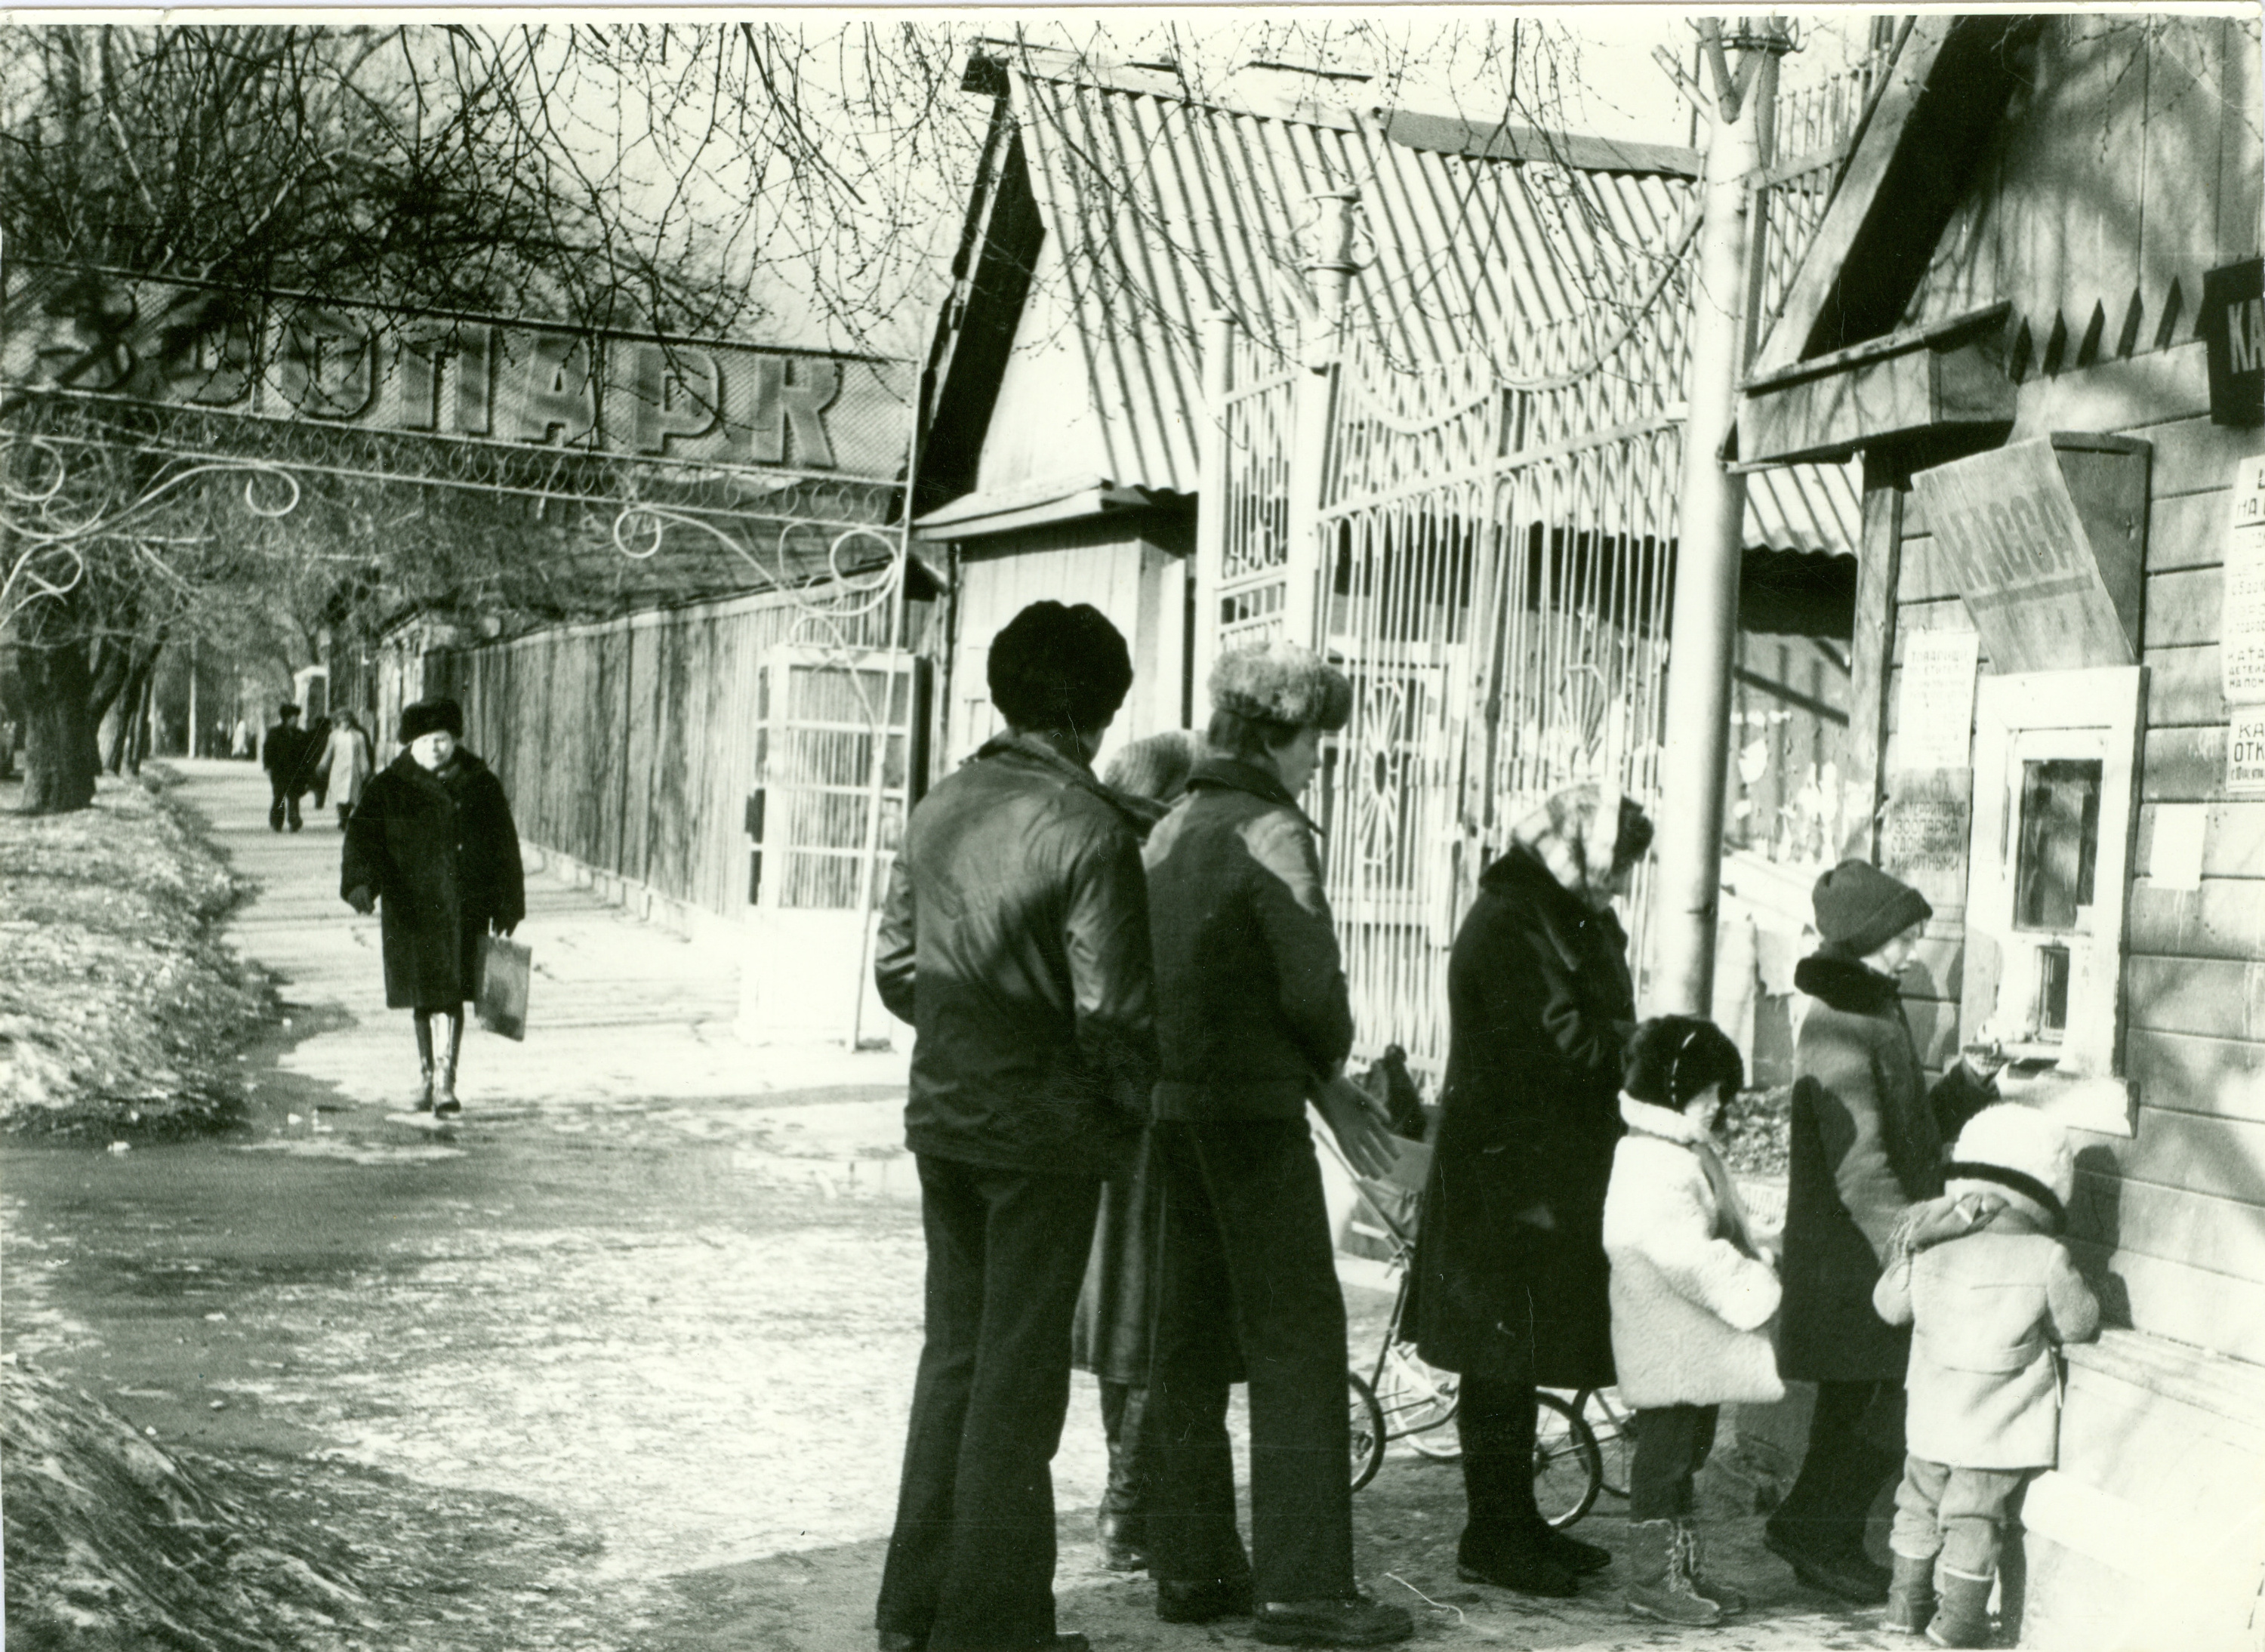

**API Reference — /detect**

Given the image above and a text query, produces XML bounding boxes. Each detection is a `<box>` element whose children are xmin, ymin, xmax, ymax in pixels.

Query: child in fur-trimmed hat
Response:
<box><xmin>1605</xmin><ymin>1016</ymin><xmax>1780</xmax><ymax>1629</ymax></box>
<box><xmin>1871</xmin><ymin>1105</ymin><xmax>2100</xmax><ymax>1646</ymax></box>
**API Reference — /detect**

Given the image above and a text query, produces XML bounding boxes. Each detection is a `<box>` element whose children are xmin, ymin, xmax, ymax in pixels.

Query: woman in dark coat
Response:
<box><xmin>341</xmin><ymin>697</ymin><xmax>525</xmax><ymax>1117</ymax></box>
<box><xmin>1075</xmin><ymin>728</ymin><xmax>1203</xmax><ymax>1573</ymax></box>
<box><xmin>1410</xmin><ymin>782</ymin><xmax>1653</xmax><ymax>1598</ymax></box>
<box><xmin>1763</xmin><ymin>861</ymin><xmax>1996</xmax><ymax>1604</ymax></box>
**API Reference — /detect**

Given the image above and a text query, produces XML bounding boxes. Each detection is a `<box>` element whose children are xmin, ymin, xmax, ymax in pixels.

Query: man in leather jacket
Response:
<box><xmin>872</xmin><ymin>601</ymin><xmax>1159</xmax><ymax>1652</ymax></box>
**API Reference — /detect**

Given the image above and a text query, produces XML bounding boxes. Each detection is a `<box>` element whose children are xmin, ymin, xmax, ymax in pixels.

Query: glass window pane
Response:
<box><xmin>2014</xmin><ymin>759</ymin><xmax>2101</xmax><ymax>931</ymax></box>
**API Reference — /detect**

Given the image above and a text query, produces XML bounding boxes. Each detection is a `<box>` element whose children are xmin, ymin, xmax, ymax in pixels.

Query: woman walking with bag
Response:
<box><xmin>341</xmin><ymin>697</ymin><xmax>524</xmax><ymax>1116</ymax></box>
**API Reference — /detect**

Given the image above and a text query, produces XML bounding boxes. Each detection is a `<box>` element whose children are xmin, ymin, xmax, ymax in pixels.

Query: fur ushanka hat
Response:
<box><xmin>399</xmin><ymin>697</ymin><xmax>465</xmax><ymax>744</ymax></box>
<box><xmin>1946</xmin><ymin>1104</ymin><xmax>2075</xmax><ymax>1232</ymax></box>
<box><xmin>1208</xmin><ymin>641</ymin><xmax>1353</xmax><ymax>731</ymax></box>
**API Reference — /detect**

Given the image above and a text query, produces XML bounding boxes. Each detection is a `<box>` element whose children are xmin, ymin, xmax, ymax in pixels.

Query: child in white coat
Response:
<box><xmin>1604</xmin><ymin>1016</ymin><xmax>1783</xmax><ymax>1627</ymax></box>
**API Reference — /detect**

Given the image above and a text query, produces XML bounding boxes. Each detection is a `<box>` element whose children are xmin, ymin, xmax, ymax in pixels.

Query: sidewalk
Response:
<box><xmin>143</xmin><ymin>758</ymin><xmax>1898</xmax><ymax>1652</ymax></box>
<box><xmin>166</xmin><ymin>757</ymin><xmax>909</xmax><ymax>1117</ymax></box>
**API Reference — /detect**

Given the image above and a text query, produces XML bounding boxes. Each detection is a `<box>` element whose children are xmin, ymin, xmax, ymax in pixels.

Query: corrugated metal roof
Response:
<box><xmin>975</xmin><ymin>45</ymin><xmax>1859</xmax><ymax>558</ymax></box>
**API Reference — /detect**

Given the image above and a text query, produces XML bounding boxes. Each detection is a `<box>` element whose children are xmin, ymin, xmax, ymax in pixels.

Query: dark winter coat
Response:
<box><xmin>1411</xmin><ymin>845</ymin><xmax>1635</xmax><ymax>1388</ymax></box>
<box><xmin>874</xmin><ymin>732</ymin><xmax>1159</xmax><ymax>1179</ymax></box>
<box><xmin>341</xmin><ymin>750</ymin><xmax>526</xmax><ymax>1010</ymax></box>
<box><xmin>263</xmin><ymin>722</ymin><xmax>313</xmax><ymax>789</ymax></box>
<box><xmin>1142</xmin><ymin>757</ymin><xmax>1354</xmax><ymax>1122</ymax></box>
<box><xmin>1778</xmin><ymin>954</ymin><xmax>1992</xmax><ymax>1383</ymax></box>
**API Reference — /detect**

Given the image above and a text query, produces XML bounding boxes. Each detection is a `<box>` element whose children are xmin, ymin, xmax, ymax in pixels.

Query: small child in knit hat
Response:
<box><xmin>1871</xmin><ymin>1104</ymin><xmax>2102</xmax><ymax>1647</ymax></box>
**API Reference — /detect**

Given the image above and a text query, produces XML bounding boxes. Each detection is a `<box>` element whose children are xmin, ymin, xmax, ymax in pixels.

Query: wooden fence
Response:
<box><xmin>432</xmin><ymin>590</ymin><xmax>901</xmax><ymax>924</ymax></box>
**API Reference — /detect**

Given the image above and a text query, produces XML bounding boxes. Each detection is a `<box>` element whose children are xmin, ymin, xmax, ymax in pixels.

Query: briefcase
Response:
<box><xmin>474</xmin><ymin>934</ymin><xmax>532</xmax><ymax>1041</ymax></box>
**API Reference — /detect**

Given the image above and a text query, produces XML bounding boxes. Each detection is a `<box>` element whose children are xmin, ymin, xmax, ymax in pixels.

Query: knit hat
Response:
<box><xmin>1623</xmin><ymin>1016</ymin><xmax>1746</xmax><ymax>1110</ymax></box>
<box><xmin>1208</xmin><ymin>641</ymin><xmax>1353</xmax><ymax>732</ymax></box>
<box><xmin>399</xmin><ymin>697</ymin><xmax>464</xmax><ymax>743</ymax></box>
<box><xmin>1946</xmin><ymin>1104</ymin><xmax>2075</xmax><ymax>1231</ymax></box>
<box><xmin>1811</xmin><ymin>859</ymin><xmax>1933</xmax><ymax>959</ymax></box>
<box><xmin>1103</xmin><ymin>729</ymin><xmax>1203</xmax><ymax>804</ymax></box>
<box><xmin>988</xmin><ymin>601</ymin><xmax>1133</xmax><ymax>734</ymax></box>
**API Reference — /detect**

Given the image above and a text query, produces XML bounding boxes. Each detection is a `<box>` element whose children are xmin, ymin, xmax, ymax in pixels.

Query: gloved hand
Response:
<box><xmin>346</xmin><ymin>886</ymin><xmax>375</xmax><ymax>916</ymax></box>
<box><xmin>490</xmin><ymin>916</ymin><xmax>518</xmax><ymax>938</ymax></box>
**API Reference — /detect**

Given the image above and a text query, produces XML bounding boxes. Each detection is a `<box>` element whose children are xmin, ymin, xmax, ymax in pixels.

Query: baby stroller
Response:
<box><xmin>1324</xmin><ymin>1054</ymin><xmax>1619</xmax><ymax>1526</ymax></box>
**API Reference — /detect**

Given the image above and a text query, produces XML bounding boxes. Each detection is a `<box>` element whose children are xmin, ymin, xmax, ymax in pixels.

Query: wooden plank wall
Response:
<box><xmin>1888</xmin><ymin>356</ymin><xmax>2265</xmax><ymax>1364</ymax></box>
<box><xmin>1872</xmin><ymin>15</ymin><xmax>2265</xmax><ymax>1365</ymax></box>
<box><xmin>948</xmin><ymin>523</ymin><xmax>1163</xmax><ymax>766</ymax></box>
<box><xmin>443</xmin><ymin>590</ymin><xmax>897</xmax><ymax>923</ymax></box>
<box><xmin>1908</xmin><ymin>16</ymin><xmax>2261</xmax><ymax>385</ymax></box>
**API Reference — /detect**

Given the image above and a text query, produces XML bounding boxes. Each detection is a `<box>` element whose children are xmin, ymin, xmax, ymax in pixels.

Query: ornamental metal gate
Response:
<box><xmin>1210</xmin><ymin>321</ymin><xmax>1687</xmax><ymax>1078</ymax></box>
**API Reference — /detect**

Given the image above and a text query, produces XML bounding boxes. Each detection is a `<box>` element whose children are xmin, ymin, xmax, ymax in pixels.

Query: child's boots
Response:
<box><xmin>1927</xmin><ymin>1567</ymin><xmax>1994</xmax><ymax>1648</ymax></box>
<box><xmin>1884</xmin><ymin>1553</ymin><xmax>1937</xmax><ymax>1635</ymax></box>
<box><xmin>1625</xmin><ymin>1520</ymin><xmax>1722</xmax><ymax>1626</ymax></box>
<box><xmin>1679</xmin><ymin>1524</ymin><xmax>1746</xmax><ymax>1617</ymax></box>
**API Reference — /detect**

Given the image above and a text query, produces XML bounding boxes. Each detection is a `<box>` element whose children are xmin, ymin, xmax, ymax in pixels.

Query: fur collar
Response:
<box><xmin>1619</xmin><ymin>1093</ymin><xmax>1709</xmax><ymax>1144</ymax></box>
<box><xmin>1185</xmin><ymin>756</ymin><xmax>1322</xmax><ymax>832</ymax></box>
<box><xmin>1793</xmin><ymin>952</ymin><xmax>1903</xmax><ymax>1015</ymax></box>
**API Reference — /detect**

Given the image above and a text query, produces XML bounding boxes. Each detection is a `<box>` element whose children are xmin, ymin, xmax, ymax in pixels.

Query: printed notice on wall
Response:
<box><xmin>2230</xmin><ymin>704</ymin><xmax>2265</xmax><ymax>795</ymax></box>
<box><xmin>2148</xmin><ymin>803</ymin><xmax>2209</xmax><ymax>892</ymax></box>
<box><xmin>1896</xmin><ymin>628</ymin><xmax>1983</xmax><ymax>772</ymax></box>
<box><xmin>2226</xmin><ymin>458</ymin><xmax>2265</xmax><ymax>703</ymax></box>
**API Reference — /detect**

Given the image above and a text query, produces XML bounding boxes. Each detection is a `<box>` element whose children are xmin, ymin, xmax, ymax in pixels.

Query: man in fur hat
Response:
<box><xmin>263</xmin><ymin>701</ymin><xmax>311</xmax><ymax>832</ymax></box>
<box><xmin>872</xmin><ymin>601</ymin><xmax>1159</xmax><ymax>1652</ymax></box>
<box><xmin>1141</xmin><ymin>640</ymin><xmax>1412</xmax><ymax>1648</ymax></box>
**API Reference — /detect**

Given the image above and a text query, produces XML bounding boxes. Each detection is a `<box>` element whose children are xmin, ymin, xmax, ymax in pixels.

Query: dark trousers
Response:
<box><xmin>1629</xmin><ymin>1403</ymin><xmax>1720</xmax><ymax>1521</ymax></box>
<box><xmin>267</xmin><ymin>777</ymin><xmax>300</xmax><ymax>831</ymax></box>
<box><xmin>1771</xmin><ymin>1379</ymin><xmax>1906</xmax><ymax>1557</ymax></box>
<box><xmin>1145</xmin><ymin>1119</ymin><xmax>1354</xmax><ymax>1604</ymax></box>
<box><xmin>876</xmin><ymin>1155</ymin><xmax>1102</xmax><ymax>1652</ymax></box>
<box><xmin>1454</xmin><ymin>1376</ymin><xmax>1545</xmax><ymax>1549</ymax></box>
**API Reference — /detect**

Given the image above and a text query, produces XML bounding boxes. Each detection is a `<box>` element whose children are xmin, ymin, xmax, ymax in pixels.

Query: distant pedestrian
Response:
<box><xmin>1604</xmin><ymin>1016</ymin><xmax>1780</xmax><ymax>1627</ymax></box>
<box><xmin>1768</xmin><ymin>861</ymin><xmax>1998</xmax><ymax>1604</ymax></box>
<box><xmin>230</xmin><ymin>717</ymin><xmax>252</xmax><ymax>760</ymax></box>
<box><xmin>319</xmin><ymin>712</ymin><xmax>374</xmax><ymax>830</ymax></box>
<box><xmin>1872</xmin><ymin>1105</ymin><xmax>2099</xmax><ymax>1646</ymax></box>
<box><xmin>341</xmin><ymin>697</ymin><xmax>525</xmax><ymax>1118</ymax></box>
<box><xmin>1077</xmin><ymin>727</ymin><xmax>1205</xmax><ymax>1575</ymax></box>
<box><xmin>1410</xmin><ymin>781</ymin><xmax>1653</xmax><ymax>1598</ymax></box>
<box><xmin>871</xmin><ymin>602</ymin><xmax>1159</xmax><ymax>1652</ymax></box>
<box><xmin>262</xmin><ymin>702</ymin><xmax>311</xmax><ymax>831</ymax></box>
<box><xmin>1141</xmin><ymin>642</ymin><xmax>1411</xmax><ymax>1649</ymax></box>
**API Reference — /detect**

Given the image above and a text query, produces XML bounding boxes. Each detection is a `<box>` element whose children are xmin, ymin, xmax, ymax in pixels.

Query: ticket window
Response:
<box><xmin>1963</xmin><ymin>667</ymin><xmax>2146</xmax><ymax>1120</ymax></box>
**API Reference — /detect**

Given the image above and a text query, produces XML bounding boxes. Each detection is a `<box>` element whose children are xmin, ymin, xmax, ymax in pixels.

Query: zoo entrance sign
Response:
<box><xmin>2</xmin><ymin>263</ymin><xmax>912</xmax><ymax>483</ymax></box>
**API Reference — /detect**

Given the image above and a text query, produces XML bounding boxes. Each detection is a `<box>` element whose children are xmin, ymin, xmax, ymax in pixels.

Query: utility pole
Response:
<box><xmin>1649</xmin><ymin>17</ymin><xmax>1787</xmax><ymax>1016</ymax></box>
<box><xmin>1285</xmin><ymin>190</ymin><xmax>1362</xmax><ymax>650</ymax></box>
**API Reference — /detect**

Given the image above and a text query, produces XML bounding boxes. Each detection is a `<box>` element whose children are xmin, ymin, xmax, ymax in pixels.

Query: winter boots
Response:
<box><xmin>414</xmin><ymin>1010</ymin><xmax>464</xmax><ymax>1117</ymax></box>
<box><xmin>1624</xmin><ymin>1519</ymin><xmax>1721</xmax><ymax>1626</ymax></box>
<box><xmin>1927</xmin><ymin>1567</ymin><xmax>1995</xmax><ymax>1648</ymax></box>
<box><xmin>1678</xmin><ymin>1522</ymin><xmax>1746</xmax><ymax>1616</ymax></box>
<box><xmin>1885</xmin><ymin>1552</ymin><xmax>1937</xmax><ymax>1635</ymax></box>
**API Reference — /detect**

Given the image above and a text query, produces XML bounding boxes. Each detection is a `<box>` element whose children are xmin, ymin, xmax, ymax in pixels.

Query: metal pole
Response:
<box><xmin>1192</xmin><ymin>312</ymin><xmax>1235</xmax><ymax>703</ymax></box>
<box><xmin>1648</xmin><ymin>20</ymin><xmax>1781</xmax><ymax>1016</ymax></box>
<box><xmin>1285</xmin><ymin>191</ymin><xmax>1361</xmax><ymax>651</ymax></box>
<box><xmin>849</xmin><ymin>403</ymin><xmax>925</xmax><ymax>1049</ymax></box>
